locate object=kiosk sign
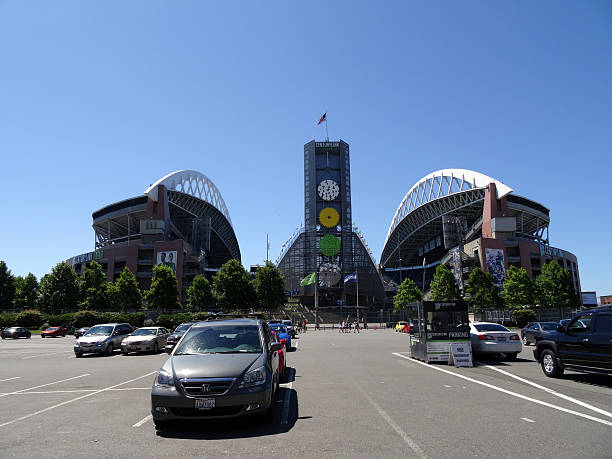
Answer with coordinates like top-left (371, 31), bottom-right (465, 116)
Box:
top-left (449, 342), bottom-right (473, 367)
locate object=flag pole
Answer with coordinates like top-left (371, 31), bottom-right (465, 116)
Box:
top-left (314, 271), bottom-right (319, 330)
top-left (325, 114), bottom-right (329, 141)
top-left (356, 271), bottom-right (359, 326)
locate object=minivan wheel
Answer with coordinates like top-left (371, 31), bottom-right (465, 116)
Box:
top-left (541, 350), bottom-right (564, 378)
top-left (106, 343), bottom-right (114, 356)
top-left (75, 352), bottom-right (83, 358)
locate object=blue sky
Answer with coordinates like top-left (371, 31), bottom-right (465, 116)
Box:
top-left (1, 1), bottom-right (610, 296)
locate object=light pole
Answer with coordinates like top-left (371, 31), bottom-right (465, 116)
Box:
top-left (422, 257), bottom-right (427, 297)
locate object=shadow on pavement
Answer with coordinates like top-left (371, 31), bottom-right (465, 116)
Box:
top-left (155, 388), bottom-right (299, 439)
top-left (560, 372), bottom-right (612, 389)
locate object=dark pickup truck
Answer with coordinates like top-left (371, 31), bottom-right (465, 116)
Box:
top-left (533, 307), bottom-right (612, 378)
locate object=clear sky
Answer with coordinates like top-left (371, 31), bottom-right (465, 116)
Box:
top-left (1, 1), bottom-right (610, 296)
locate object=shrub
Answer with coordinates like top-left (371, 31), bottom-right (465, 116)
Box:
top-left (43, 313), bottom-right (75, 326)
top-left (125, 312), bottom-right (145, 328)
top-left (98, 312), bottom-right (123, 324)
top-left (0, 313), bottom-right (17, 328)
top-left (191, 312), bottom-right (210, 322)
top-left (41, 322), bottom-right (50, 330)
top-left (73, 310), bottom-right (99, 328)
top-left (16, 310), bottom-right (43, 329)
top-left (143, 318), bottom-right (154, 327)
top-left (511, 308), bottom-right (537, 328)
top-left (156, 313), bottom-right (193, 329)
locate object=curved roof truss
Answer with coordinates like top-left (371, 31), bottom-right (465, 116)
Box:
top-left (385, 169), bottom-right (512, 244)
top-left (145, 170), bottom-right (232, 227)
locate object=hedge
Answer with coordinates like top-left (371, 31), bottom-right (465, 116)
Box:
top-left (16, 310), bottom-right (44, 328)
top-left (0, 313), bottom-right (18, 328)
top-left (156, 313), bottom-right (194, 330)
top-left (511, 308), bottom-right (537, 328)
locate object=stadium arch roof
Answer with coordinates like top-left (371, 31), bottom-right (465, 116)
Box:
top-left (144, 170), bottom-right (233, 227)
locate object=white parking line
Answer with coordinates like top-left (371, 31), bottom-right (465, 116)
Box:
top-left (133, 414), bottom-right (152, 427)
top-left (22, 351), bottom-right (73, 360)
top-left (521, 417), bottom-right (536, 423)
top-left (0, 371), bottom-right (156, 428)
top-left (0, 377), bottom-right (21, 382)
top-left (355, 382), bottom-right (428, 459)
top-left (484, 364), bottom-right (612, 419)
top-left (0, 387), bottom-right (150, 395)
top-left (0, 374), bottom-right (90, 398)
top-left (280, 368), bottom-right (295, 425)
top-left (393, 353), bottom-right (612, 428)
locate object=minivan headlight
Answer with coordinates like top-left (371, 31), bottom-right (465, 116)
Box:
top-left (239, 366), bottom-right (266, 388)
top-left (154, 369), bottom-right (175, 387)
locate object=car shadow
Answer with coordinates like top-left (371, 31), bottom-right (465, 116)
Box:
top-left (474, 354), bottom-right (534, 365)
top-left (155, 388), bottom-right (299, 439)
top-left (560, 373), bottom-right (612, 389)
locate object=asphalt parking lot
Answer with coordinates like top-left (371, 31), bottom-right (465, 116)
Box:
top-left (0, 330), bottom-right (611, 458)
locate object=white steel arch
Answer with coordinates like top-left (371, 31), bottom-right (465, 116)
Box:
top-left (385, 169), bottom-right (512, 244)
top-left (144, 170), bottom-right (233, 226)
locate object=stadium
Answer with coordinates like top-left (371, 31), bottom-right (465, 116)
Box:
top-left (68, 170), bottom-right (240, 303)
top-left (380, 169), bottom-right (581, 298)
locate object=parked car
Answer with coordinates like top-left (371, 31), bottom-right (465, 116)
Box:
top-left (268, 323), bottom-right (291, 350)
top-left (73, 323), bottom-right (133, 357)
top-left (1, 327), bottom-right (31, 339)
top-left (469, 322), bottom-right (522, 360)
top-left (271, 331), bottom-right (287, 378)
top-left (282, 320), bottom-right (296, 338)
top-left (165, 322), bottom-right (195, 350)
top-left (74, 327), bottom-right (90, 338)
top-left (121, 327), bottom-right (170, 355)
top-left (534, 307), bottom-right (612, 378)
top-left (151, 318), bottom-right (281, 429)
top-left (395, 321), bottom-right (408, 333)
top-left (520, 322), bottom-right (559, 345)
top-left (41, 326), bottom-right (66, 338)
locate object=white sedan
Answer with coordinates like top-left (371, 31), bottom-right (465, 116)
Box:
top-left (469, 322), bottom-right (522, 360)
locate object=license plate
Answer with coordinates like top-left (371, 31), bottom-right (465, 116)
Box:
top-left (195, 398), bottom-right (215, 410)
top-left (497, 337), bottom-right (506, 341)
top-left (129, 346), bottom-right (137, 350)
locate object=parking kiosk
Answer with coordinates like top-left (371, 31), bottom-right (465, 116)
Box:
top-left (409, 300), bottom-right (470, 363)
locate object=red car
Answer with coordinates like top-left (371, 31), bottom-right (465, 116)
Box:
top-left (271, 331), bottom-right (287, 379)
top-left (41, 326), bottom-right (66, 338)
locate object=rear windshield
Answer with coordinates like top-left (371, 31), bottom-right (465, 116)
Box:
top-left (174, 325), bottom-right (262, 355)
top-left (175, 324), bottom-right (192, 332)
top-left (269, 325), bottom-right (288, 333)
top-left (540, 323), bottom-right (558, 331)
top-left (132, 329), bottom-right (156, 336)
top-left (474, 324), bottom-right (509, 332)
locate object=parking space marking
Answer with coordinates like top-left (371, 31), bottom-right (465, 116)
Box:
top-left (133, 414), bottom-right (152, 427)
top-left (355, 382), bottom-right (428, 459)
top-left (0, 374), bottom-right (90, 398)
top-left (0, 371), bottom-right (156, 429)
top-left (483, 364), bottom-right (612, 419)
top-left (521, 417), bottom-right (536, 423)
top-left (393, 353), bottom-right (612, 428)
top-left (22, 351), bottom-right (73, 360)
top-left (280, 367), bottom-right (295, 425)
top-left (0, 377), bottom-right (21, 382)
top-left (0, 387), bottom-right (151, 395)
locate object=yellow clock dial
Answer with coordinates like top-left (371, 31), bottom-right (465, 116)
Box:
top-left (319, 207), bottom-right (340, 228)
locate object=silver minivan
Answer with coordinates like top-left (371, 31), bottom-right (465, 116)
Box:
top-left (74, 323), bottom-right (133, 357)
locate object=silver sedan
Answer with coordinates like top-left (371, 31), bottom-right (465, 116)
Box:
top-left (121, 327), bottom-right (170, 355)
top-left (469, 322), bottom-right (522, 360)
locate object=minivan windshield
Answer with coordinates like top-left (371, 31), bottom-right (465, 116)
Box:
top-left (269, 325), bottom-right (288, 334)
top-left (175, 324), bottom-right (192, 333)
top-left (174, 325), bottom-right (262, 355)
top-left (85, 325), bottom-right (113, 336)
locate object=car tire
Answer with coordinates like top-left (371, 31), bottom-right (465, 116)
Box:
top-left (106, 343), bottom-right (114, 356)
top-left (122, 351), bottom-right (128, 356)
top-left (75, 352), bottom-right (83, 358)
top-left (153, 420), bottom-right (170, 431)
top-left (41, 335), bottom-right (45, 338)
top-left (522, 335), bottom-right (529, 345)
top-left (541, 349), bottom-right (564, 378)
top-left (506, 353), bottom-right (518, 361)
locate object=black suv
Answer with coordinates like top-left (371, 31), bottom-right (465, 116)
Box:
top-left (533, 307), bottom-right (612, 378)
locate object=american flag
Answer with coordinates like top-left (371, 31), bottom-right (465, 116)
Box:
top-left (317, 112), bottom-right (327, 125)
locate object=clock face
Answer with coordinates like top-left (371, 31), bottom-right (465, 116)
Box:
top-left (318, 180), bottom-right (340, 201)
top-left (319, 207), bottom-right (340, 228)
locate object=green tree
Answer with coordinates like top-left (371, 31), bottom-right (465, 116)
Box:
top-left (0, 261), bottom-right (16, 311)
top-left (108, 267), bottom-right (142, 312)
top-left (186, 275), bottom-right (213, 311)
top-left (146, 265), bottom-right (179, 313)
top-left (429, 264), bottom-right (461, 301)
top-left (501, 266), bottom-right (534, 308)
top-left (79, 261), bottom-right (109, 310)
top-left (14, 273), bottom-right (39, 310)
top-left (213, 259), bottom-right (257, 312)
top-left (39, 263), bottom-right (81, 312)
top-left (393, 278), bottom-right (422, 313)
top-left (465, 267), bottom-right (497, 312)
top-left (535, 260), bottom-right (577, 309)
top-left (253, 262), bottom-right (285, 317)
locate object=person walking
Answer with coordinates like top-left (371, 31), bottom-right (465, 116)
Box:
top-left (354, 319), bottom-right (359, 333)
